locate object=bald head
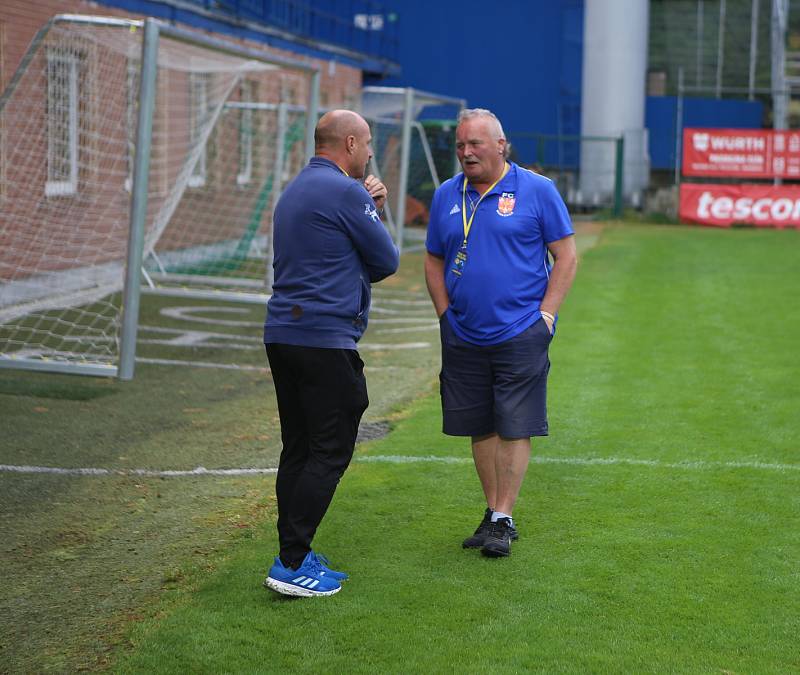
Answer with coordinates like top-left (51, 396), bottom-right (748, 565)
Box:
top-left (315, 110), bottom-right (367, 149)
top-left (314, 109), bottom-right (373, 178)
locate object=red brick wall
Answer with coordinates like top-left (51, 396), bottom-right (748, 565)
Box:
top-left (0, 3), bottom-right (363, 279)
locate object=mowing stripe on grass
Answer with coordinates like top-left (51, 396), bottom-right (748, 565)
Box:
top-left (3, 454), bottom-right (800, 477)
top-left (361, 454), bottom-right (800, 472)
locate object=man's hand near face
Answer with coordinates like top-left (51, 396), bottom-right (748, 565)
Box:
top-left (364, 175), bottom-right (387, 212)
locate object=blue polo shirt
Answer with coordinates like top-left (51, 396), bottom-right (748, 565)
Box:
top-left (426, 162), bottom-right (573, 345)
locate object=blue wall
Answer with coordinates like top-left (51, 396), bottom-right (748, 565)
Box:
top-left (370, 0), bottom-right (584, 165)
top-left (96, 0), bottom-right (400, 74)
top-left (103, 0), bottom-right (768, 173)
top-left (372, 1), bottom-right (768, 174)
top-left (646, 96), bottom-right (764, 170)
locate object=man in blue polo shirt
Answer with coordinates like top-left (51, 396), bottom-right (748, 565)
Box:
top-left (263, 110), bottom-right (399, 596)
top-left (425, 108), bottom-right (577, 557)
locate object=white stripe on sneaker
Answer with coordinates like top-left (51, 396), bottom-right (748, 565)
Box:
top-left (307, 579), bottom-right (319, 589)
top-left (265, 576), bottom-right (341, 597)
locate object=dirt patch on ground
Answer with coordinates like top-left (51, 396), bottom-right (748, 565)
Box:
top-left (356, 420), bottom-right (391, 443)
top-left (572, 219), bottom-right (605, 235)
top-left (572, 219), bottom-right (606, 255)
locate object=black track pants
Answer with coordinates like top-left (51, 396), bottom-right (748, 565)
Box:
top-left (265, 343), bottom-right (369, 568)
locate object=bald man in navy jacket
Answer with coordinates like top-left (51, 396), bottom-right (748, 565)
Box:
top-left (263, 110), bottom-right (399, 597)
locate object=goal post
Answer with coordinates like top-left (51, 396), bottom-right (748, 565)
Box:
top-left (0, 14), bottom-right (319, 379)
top-left (119, 17), bottom-right (158, 381)
top-left (363, 86), bottom-right (465, 253)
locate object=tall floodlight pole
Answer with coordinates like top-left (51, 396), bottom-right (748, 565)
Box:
top-left (772, 0), bottom-right (789, 187)
top-left (119, 18), bottom-right (159, 381)
top-left (772, 0), bottom-right (789, 132)
top-left (716, 0), bottom-right (727, 98)
top-left (675, 67), bottom-right (685, 186)
top-left (697, 0), bottom-right (705, 87)
top-left (750, 0), bottom-right (760, 100)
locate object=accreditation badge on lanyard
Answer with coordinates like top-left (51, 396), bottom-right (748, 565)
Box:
top-left (451, 164), bottom-right (509, 277)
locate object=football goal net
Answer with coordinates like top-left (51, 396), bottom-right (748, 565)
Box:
top-left (363, 87), bottom-right (464, 252)
top-left (0, 15), bottom-right (318, 379)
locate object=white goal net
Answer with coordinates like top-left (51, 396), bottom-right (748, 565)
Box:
top-left (363, 87), bottom-right (463, 251)
top-left (0, 16), bottom-right (315, 377)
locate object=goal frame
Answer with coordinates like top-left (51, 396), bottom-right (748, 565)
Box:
top-left (0, 14), bottom-right (320, 380)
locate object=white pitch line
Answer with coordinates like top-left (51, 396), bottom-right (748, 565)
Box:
top-left (371, 289), bottom-right (430, 300)
top-left (368, 317), bottom-right (436, 323)
top-left (2, 455), bottom-right (799, 478)
top-left (372, 323), bottom-right (438, 335)
top-left (159, 305), bottom-right (259, 327)
top-left (371, 298), bottom-right (433, 306)
top-left (358, 342), bottom-right (430, 350)
top-left (136, 357), bottom-right (269, 371)
top-left (136, 357), bottom-right (406, 372)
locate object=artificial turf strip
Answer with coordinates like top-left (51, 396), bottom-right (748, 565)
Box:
top-left (114, 225), bottom-right (800, 673)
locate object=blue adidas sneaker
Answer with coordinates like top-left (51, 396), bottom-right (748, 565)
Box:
top-left (264, 552), bottom-right (341, 597)
top-left (313, 552), bottom-right (349, 581)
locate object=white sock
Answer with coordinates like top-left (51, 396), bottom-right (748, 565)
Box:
top-left (491, 511), bottom-right (513, 526)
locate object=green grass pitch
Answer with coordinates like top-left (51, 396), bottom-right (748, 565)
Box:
top-left (1, 222), bottom-right (798, 672)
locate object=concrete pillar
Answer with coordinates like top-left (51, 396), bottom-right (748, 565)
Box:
top-left (580, 0), bottom-right (649, 206)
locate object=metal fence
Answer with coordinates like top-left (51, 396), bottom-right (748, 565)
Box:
top-left (508, 133), bottom-right (626, 215)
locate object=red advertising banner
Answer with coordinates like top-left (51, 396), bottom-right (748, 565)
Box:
top-left (680, 183), bottom-right (800, 228)
top-left (682, 128), bottom-right (800, 178)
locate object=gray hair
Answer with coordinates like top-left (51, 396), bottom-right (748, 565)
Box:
top-left (457, 108), bottom-right (506, 141)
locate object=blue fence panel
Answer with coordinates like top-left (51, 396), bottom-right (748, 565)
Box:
top-left (646, 96), bottom-right (764, 170)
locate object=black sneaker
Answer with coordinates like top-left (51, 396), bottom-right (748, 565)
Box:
top-left (462, 509), bottom-right (519, 549)
top-left (462, 508), bottom-right (493, 548)
top-left (481, 517), bottom-right (514, 557)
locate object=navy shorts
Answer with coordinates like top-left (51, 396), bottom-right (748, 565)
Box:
top-left (439, 314), bottom-right (552, 438)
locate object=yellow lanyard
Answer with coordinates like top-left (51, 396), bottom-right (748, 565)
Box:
top-left (461, 162), bottom-right (509, 245)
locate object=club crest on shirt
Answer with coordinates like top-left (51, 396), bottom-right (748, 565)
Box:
top-left (497, 192), bottom-right (516, 217)
top-left (364, 203), bottom-right (380, 222)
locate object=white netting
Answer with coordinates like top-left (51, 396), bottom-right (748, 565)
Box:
top-left (142, 45), bottom-right (309, 296)
top-left (368, 116), bottom-right (403, 228)
top-left (0, 18), bottom-right (311, 372)
top-left (369, 116), bottom-right (456, 245)
top-left (363, 89), bottom-right (459, 248)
